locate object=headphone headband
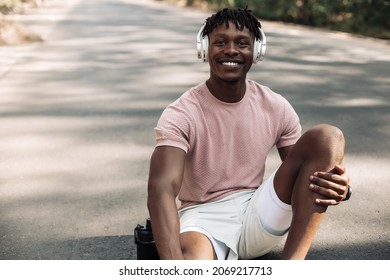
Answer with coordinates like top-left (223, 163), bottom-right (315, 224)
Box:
top-left (196, 23), bottom-right (266, 64)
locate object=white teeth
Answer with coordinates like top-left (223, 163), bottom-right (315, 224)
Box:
top-left (222, 62), bottom-right (238, 66)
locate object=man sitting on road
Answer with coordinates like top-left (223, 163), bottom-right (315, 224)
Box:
top-left (147, 7), bottom-right (351, 260)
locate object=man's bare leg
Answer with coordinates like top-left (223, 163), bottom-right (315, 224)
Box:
top-left (274, 124), bottom-right (345, 259)
top-left (180, 231), bottom-right (216, 260)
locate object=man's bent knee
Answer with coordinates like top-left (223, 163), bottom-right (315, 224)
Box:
top-left (303, 124), bottom-right (345, 162)
top-left (274, 124), bottom-right (345, 203)
top-left (306, 124), bottom-right (344, 144)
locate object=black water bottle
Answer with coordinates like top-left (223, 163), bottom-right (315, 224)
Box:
top-left (134, 218), bottom-right (160, 260)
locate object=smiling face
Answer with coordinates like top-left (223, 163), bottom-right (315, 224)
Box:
top-left (207, 21), bottom-right (254, 84)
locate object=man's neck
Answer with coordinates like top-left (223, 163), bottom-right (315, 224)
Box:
top-left (206, 78), bottom-right (247, 103)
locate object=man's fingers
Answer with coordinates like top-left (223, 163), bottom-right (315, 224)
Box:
top-left (334, 164), bottom-right (346, 175)
top-left (315, 198), bottom-right (340, 206)
top-left (309, 183), bottom-right (344, 200)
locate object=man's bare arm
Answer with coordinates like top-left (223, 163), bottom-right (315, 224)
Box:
top-left (147, 146), bottom-right (186, 259)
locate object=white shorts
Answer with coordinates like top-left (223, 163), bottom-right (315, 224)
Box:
top-left (179, 170), bottom-right (293, 260)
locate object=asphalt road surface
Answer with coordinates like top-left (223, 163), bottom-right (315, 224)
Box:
top-left (0, 0), bottom-right (389, 260)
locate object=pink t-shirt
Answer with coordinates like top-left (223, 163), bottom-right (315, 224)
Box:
top-left (155, 80), bottom-right (301, 209)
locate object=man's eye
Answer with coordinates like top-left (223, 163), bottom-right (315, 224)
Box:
top-left (214, 41), bottom-right (225, 46)
top-left (238, 41), bottom-right (250, 47)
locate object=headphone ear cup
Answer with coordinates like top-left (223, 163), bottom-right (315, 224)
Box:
top-left (202, 35), bottom-right (209, 62)
top-left (253, 27), bottom-right (267, 64)
top-left (197, 23), bottom-right (208, 62)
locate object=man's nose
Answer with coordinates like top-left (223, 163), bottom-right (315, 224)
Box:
top-left (224, 42), bottom-right (239, 55)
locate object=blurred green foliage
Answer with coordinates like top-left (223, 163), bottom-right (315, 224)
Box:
top-left (0, 0), bottom-right (34, 13)
top-left (179, 0), bottom-right (390, 39)
top-left (0, 0), bottom-right (14, 12)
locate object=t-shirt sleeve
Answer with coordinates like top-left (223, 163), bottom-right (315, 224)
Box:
top-left (276, 99), bottom-right (301, 148)
top-left (154, 103), bottom-right (191, 153)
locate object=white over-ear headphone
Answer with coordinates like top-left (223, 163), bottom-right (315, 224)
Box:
top-left (196, 23), bottom-right (267, 64)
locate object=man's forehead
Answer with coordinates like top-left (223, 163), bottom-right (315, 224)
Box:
top-left (209, 22), bottom-right (252, 37)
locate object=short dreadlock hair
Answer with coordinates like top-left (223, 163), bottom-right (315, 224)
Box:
top-left (202, 7), bottom-right (262, 41)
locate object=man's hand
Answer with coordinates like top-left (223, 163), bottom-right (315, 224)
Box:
top-left (309, 164), bottom-right (350, 206)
